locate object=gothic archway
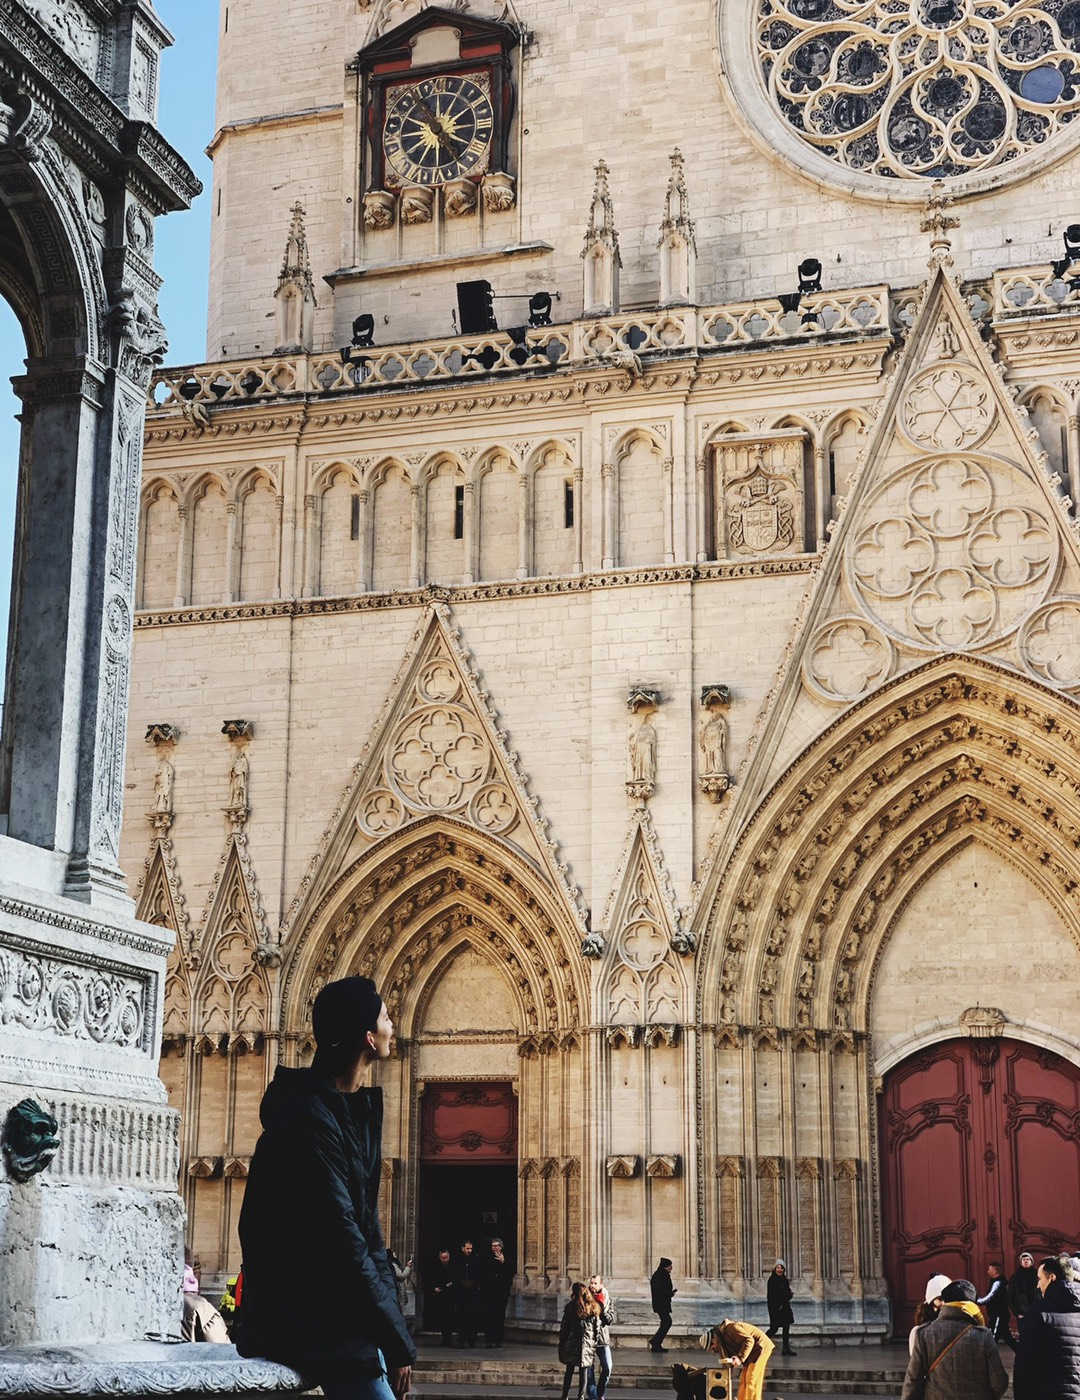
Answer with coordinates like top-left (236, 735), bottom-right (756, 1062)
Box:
top-left (281, 816), bottom-right (588, 1298)
top-left (694, 655), bottom-right (1080, 1319)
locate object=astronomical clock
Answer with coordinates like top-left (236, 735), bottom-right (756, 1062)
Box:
top-left (359, 8), bottom-right (518, 230)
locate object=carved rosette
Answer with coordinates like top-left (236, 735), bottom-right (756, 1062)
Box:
top-left (1019, 598), bottom-right (1080, 691)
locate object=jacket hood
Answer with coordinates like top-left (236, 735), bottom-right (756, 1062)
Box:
top-left (259, 1065), bottom-right (344, 1130)
top-left (1044, 1279), bottom-right (1080, 1313)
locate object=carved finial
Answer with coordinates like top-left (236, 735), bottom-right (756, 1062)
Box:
top-left (274, 201), bottom-right (317, 353)
top-left (582, 159), bottom-right (621, 317)
top-left (658, 148), bottom-right (696, 307)
top-left (921, 180), bottom-right (959, 271)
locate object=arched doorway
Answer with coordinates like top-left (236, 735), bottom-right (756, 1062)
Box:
top-left (881, 1036), bottom-right (1080, 1332)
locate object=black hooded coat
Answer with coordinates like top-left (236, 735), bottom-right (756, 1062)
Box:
top-left (1013, 1278), bottom-right (1080, 1400)
top-left (236, 1067), bottom-right (416, 1381)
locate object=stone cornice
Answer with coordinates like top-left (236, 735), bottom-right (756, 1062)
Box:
top-left (133, 557), bottom-right (818, 628)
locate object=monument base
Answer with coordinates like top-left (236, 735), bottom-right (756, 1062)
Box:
top-left (0, 1343), bottom-right (310, 1398)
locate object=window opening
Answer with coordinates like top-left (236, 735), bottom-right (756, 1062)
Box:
top-left (563, 479), bottom-right (574, 529)
top-left (454, 484), bottom-right (465, 539)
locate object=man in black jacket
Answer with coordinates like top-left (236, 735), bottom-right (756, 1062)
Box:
top-left (237, 977), bottom-right (415, 1400)
top-left (1013, 1255), bottom-right (1080, 1399)
top-left (649, 1258), bottom-right (676, 1354)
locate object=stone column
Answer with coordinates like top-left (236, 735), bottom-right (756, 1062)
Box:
top-left (409, 484), bottom-right (423, 588)
top-left (662, 457), bottom-right (675, 564)
top-left (224, 499), bottom-right (239, 603)
top-left (573, 466), bottom-right (584, 574)
top-left (517, 470), bottom-right (530, 580)
top-left (814, 443), bottom-right (829, 549)
top-left (173, 503), bottom-right (190, 607)
top-left (303, 493), bottom-right (319, 596)
top-left (355, 487), bottom-right (372, 592)
top-left (462, 481), bottom-right (477, 584)
top-left (601, 462), bottom-right (616, 570)
top-left (695, 453), bottom-right (709, 562)
top-left (1068, 413), bottom-right (1079, 503)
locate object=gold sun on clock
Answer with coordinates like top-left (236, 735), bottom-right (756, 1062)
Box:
top-left (382, 74), bottom-right (495, 187)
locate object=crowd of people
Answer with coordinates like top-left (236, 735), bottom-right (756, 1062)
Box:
top-left (903, 1251), bottom-right (1080, 1398)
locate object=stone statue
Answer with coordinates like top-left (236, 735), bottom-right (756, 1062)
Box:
top-left (229, 747), bottom-right (250, 809)
top-left (628, 712), bottom-right (657, 785)
top-left (699, 709), bottom-right (729, 777)
top-left (154, 755), bottom-right (174, 814)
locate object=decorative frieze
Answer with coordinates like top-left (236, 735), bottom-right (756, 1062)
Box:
top-left (0, 944), bottom-right (147, 1050)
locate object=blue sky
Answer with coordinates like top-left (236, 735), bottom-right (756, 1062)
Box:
top-left (0, 1), bottom-right (217, 663)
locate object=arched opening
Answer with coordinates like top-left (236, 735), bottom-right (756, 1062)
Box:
top-left (880, 1035), bottom-right (1080, 1334)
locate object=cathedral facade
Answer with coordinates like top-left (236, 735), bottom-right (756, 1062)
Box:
top-left (128, 0), bottom-right (1080, 1339)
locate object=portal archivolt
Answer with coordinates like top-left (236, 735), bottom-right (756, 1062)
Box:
top-left (700, 656), bottom-right (1080, 1036)
top-left (281, 816), bottom-right (585, 1048)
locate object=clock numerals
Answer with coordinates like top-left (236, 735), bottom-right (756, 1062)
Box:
top-left (382, 73), bottom-right (495, 188)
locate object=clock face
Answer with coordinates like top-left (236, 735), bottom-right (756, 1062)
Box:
top-left (383, 74), bottom-right (495, 187)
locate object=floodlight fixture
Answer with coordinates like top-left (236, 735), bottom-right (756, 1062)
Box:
top-left (528, 292), bottom-right (554, 327)
top-left (1052, 224), bottom-right (1080, 281)
top-left (797, 258), bottom-right (823, 294)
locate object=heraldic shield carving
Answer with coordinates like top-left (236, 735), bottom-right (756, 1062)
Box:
top-left (718, 433), bottom-right (804, 557)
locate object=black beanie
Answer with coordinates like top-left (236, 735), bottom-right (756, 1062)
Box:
top-left (941, 1280), bottom-right (977, 1303)
top-left (312, 976), bottom-right (383, 1053)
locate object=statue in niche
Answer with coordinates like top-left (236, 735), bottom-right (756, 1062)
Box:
top-left (154, 755), bottom-right (174, 814)
top-left (626, 711), bottom-right (657, 799)
top-left (699, 710), bottom-right (728, 777)
top-left (229, 747), bottom-right (250, 809)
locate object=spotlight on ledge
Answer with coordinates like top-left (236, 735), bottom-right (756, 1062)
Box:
top-left (528, 292), bottom-right (554, 327)
top-left (778, 256), bottom-right (824, 326)
top-left (340, 312), bottom-right (376, 365)
top-left (1051, 224), bottom-right (1080, 285)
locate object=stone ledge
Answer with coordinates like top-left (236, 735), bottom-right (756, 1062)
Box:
top-left (0, 1343), bottom-right (312, 1397)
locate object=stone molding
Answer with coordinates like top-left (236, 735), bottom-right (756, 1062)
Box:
top-left (135, 557), bottom-right (818, 629)
top-left (0, 1343), bottom-right (307, 1396)
top-left (0, 942), bottom-right (147, 1050)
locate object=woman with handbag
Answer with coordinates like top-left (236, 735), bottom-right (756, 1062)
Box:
top-left (900, 1280), bottom-right (1008, 1400)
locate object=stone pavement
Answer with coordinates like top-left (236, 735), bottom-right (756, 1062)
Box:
top-left (408, 1339), bottom-right (977, 1399)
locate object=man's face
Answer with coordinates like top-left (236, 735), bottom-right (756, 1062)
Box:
top-left (988, 1266), bottom-right (1000, 1279)
top-left (366, 1003), bottom-right (393, 1059)
top-left (439, 1251), bottom-right (450, 1264)
top-left (463, 1242), bottom-right (473, 1255)
top-left (1021, 1254), bottom-right (1033, 1269)
top-left (1038, 1265), bottom-right (1053, 1295)
top-left (589, 1276), bottom-right (602, 1292)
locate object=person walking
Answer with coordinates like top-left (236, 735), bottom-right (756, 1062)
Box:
top-left (765, 1260), bottom-right (797, 1356)
top-left (453, 1240), bottom-right (482, 1348)
top-left (977, 1264), bottom-right (1014, 1348)
top-left (1008, 1252), bottom-right (1039, 1333)
top-left (425, 1249), bottom-right (455, 1346)
top-left (558, 1281), bottom-right (606, 1400)
top-left (900, 1280), bottom-right (1008, 1400)
top-left (649, 1258), bottom-right (675, 1353)
top-left (1012, 1254), bottom-right (1080, 1399)
top-left (588, 1275), bottom-right (617, 1400)
top-left (236, 976), bottom-right (414, 1400)
top-left (482, 1238), bottom-right (512, 1347)
top-left (700, 1319), bottom-right (775, 1400)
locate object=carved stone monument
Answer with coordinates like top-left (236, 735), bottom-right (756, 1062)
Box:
top-left (0, 0), bottom-right (198, 1348)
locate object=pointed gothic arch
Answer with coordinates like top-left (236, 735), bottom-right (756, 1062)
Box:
top-left (699, 654), bottom-right (1080, 1036)
top-left (281, 814), bottom-right (586, 1041)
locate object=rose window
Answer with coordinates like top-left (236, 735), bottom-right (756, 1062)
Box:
top-left (757, 0), bottom-right (1080, 178)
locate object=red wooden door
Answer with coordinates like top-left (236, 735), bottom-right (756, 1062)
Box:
top-left (882, 1038), bottom-right (1080, 1333)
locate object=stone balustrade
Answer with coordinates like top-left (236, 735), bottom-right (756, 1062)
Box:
top-left (147, 283), bottom-right (896, 411)
top-left (993, 264), bottom-right (1080, 318)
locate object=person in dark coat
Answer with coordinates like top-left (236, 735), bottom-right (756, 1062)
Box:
top-left (482, 1237), bottom-right (512, 1347)
top-left (1007, 1252), bottom-right (1039, 1332)
top-left (1013, 1255), bottom-right (1080, 1400)
top-left (976, 1263), bottom-right (1013, 1348)
top-left (453, 1239), bottom-right (483, 1348)
top-left (765, 1260), bottom-right (797, 1356)
top-left (237, 976), bottom-right (415, 1400)
top-left (900, 1280), bottom-right (1008, 1400)
top-left (649, 1258), bottom-right (676, 1353)
top-left (426, 1248), bottom-right (455, 1346)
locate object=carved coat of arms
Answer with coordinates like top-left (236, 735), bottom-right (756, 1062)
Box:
top-left (728, 469), bottom-right (795, 554)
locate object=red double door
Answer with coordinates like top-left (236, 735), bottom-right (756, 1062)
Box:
top-left (882, 1037), bottom-right (1080, 1333)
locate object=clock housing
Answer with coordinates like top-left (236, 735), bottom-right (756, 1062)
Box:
top-left (359, 7), bottom-right (518, 194)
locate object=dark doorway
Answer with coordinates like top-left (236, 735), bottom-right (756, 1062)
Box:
top-left (881, 1037), bottom-right (1080, 1334)
top-left (418, 1161), bottom-right (518, 1273)
top-left (416, 1080), bottom-right (518, 1318)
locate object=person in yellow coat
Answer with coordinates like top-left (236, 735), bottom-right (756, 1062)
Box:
top-left (699, 1320), bottom-right (775, 1400)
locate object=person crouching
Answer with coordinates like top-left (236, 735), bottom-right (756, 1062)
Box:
top-left (699, 1320), bottom-right (775, 1400)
